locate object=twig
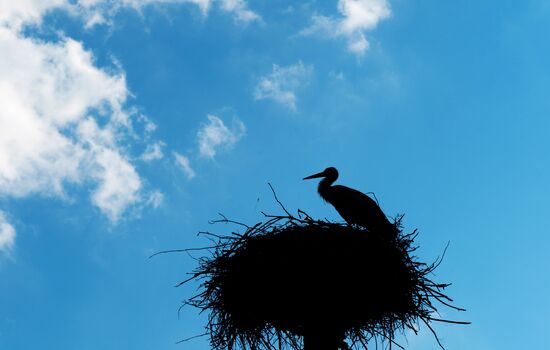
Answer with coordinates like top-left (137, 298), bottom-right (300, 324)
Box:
top-left (267, 183), bottom-right (292, 217)
top-left (366, 192), bottom-right (380, 206)
top-left (426, 317), bottom-right (471, 325)
top-left (149, 247), bottom-right (220, 259)
top-left (210, 213), bottom-right (251, 229)
top-left (421, 318), bottom-right (444, 349)
top-left (176, 332), bottom-right (208, 344)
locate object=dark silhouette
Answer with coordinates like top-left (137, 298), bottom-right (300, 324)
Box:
top-left (303, 167), bottom-right (394, 233)
top-left (175, 209), bottom-right (469, 350)
top-left (172, 185), bottom-right (469, 350)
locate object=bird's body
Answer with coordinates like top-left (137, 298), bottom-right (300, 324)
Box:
top-left (304, 167), bottom-right (394, 233)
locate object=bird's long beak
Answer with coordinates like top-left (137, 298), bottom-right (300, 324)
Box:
top-left (303, 171), bottom-right (326, 180)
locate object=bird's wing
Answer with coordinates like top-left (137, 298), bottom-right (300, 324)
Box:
top-left (327, 185), bottom-right (390, 224)
top-left (330, 185), bottom-right (380, 208)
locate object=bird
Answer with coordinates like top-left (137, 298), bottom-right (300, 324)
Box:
top-left (303, 167), bottom-right (394, 233)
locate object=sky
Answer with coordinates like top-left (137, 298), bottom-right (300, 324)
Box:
top-left (1, 0), bottom-right (550, 349)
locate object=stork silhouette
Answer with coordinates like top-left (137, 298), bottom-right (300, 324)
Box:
top-left (303, 167), bottom-right (394, 234)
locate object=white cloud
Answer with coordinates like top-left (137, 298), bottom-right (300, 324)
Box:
top-left (141, 141), bottom-right (165, 161)
top-left (301, 0), bottom-right (391, 56)
top-left (300, 14), bottom-right (337, 38)
top-left (81, 123), bottom-right (143, 221)
top-left (141, 115), bottom-right (157, 134)
top-left (254, 62), bottom-right (313, 111)
top-left (338, 0), bottom-right (390, 32)
top-left (109, 0), bottom-right (213, 18)
top-left (122, 0), bottom-right (260, 23)
top-left (146, 190), bottom-right (164, 208)
top-left (0, 211), bottom-right (16, 255)
top-left (197, 115), bottom-right (245, 158)
top-left (0, 27), bottom-right (141, 221)
top-left (91, 151), bottom-right (142, 222)
top-left (0, 0), bottom-right (65, 30)
top-left (0, 0), bottom-right (260, 226)
top-left (347, 31), bottom-right (369, 54)
top-left (219, 0), bottom-right (261, 23)
top-left (0, 0), bottom-right (258, 30)
top-left (0, 1), bottom-right (209, 29)
top-left (174, 152), bottom-right (196, 179)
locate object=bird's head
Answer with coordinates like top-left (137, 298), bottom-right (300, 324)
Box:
top-left (303, 167), bottom-right (339, 181)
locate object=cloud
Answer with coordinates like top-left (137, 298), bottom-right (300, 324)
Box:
top-left (254, 61), bottom-right (313, 111)
top-left (146, 190), bottom-right (164, 208)
top-left (329, 71), bottom-right (345, 80)
top-left (174, 152), bottom-right (196, 179)
top-left (0, 0), bottom-right (259, 29)
top-left (0, 27), bottom-right (141, 222)
top-left (84, 131), bottom-right (143, 222)
top-left (89, 0), bottom-right (214, 23)
top-left (0, 0), bottom-right (259, 226)
top-left (0, 211), bottom-right (16, 255)
top-left (141, 141), bottom-right (165, 162)
top-left (219, 0), bottom-right (261, 23)
top-left (0, 0), bottom-right (65, 30)
top-left (121, 0), bottom-right (261, 23)
top-left (197, 115), bottom-right (245, 158)
top-left (142, 116), bottom-right (157, 134)
top-left (301, 0), bottom-right (391, 56)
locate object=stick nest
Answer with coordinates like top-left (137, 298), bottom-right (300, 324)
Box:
top-left (174, 200), bottom-right (467, 350)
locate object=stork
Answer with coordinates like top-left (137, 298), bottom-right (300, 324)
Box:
top-left (303, 167), bottom-right (394, 234)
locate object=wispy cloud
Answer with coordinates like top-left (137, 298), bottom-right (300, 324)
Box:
top-left (219, 0), bottom-right (261, 23)
top-left (254, 61), bottom-right (313, 111)
top-left (197, 115), bottom-right (245, 158)
top-left (141, 141), bottom-right (165, 162)
top-left (329, 71), bottom-right (345, 80)
top-left (146, 190), bottom-right (164, 209)
top-left (174, 152), bottom-right (196, 180)
top-left (87, 143), bottom-right (143, 222)
top-left (0, 211), bottom-right (15, 256)
top-left (0, 0), bottom-right (259, 30)
top-left (100, 0), bottom-right (261, 25)
top-left (301, 0), bottom-right (391, 56)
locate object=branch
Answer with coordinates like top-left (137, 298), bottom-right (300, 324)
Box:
top-left (421, 318), bottom-right (445, 349)
top-left (267, 183), bottom-right (292, 217)
top-left (365, 191), bottom-right (380, 206)
top-left (149, 247), bottom-right (219, 259)
top-left (426, 317), bottom-right (471, 325)
top-left (176, 332), bottom-right (208, 344)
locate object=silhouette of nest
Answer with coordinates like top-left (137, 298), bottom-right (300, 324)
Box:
top-left (166, 191), bottom-right (468, 350)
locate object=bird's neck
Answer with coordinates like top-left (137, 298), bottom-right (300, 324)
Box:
top-left (318, 177), bottom-right (335, 198)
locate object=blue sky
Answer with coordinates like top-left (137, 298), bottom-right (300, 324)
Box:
top-left (1, 0), bottom-right (550, 349)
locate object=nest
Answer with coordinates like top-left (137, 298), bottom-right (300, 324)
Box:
top-left (171, 196), bottom-right (468, 350)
